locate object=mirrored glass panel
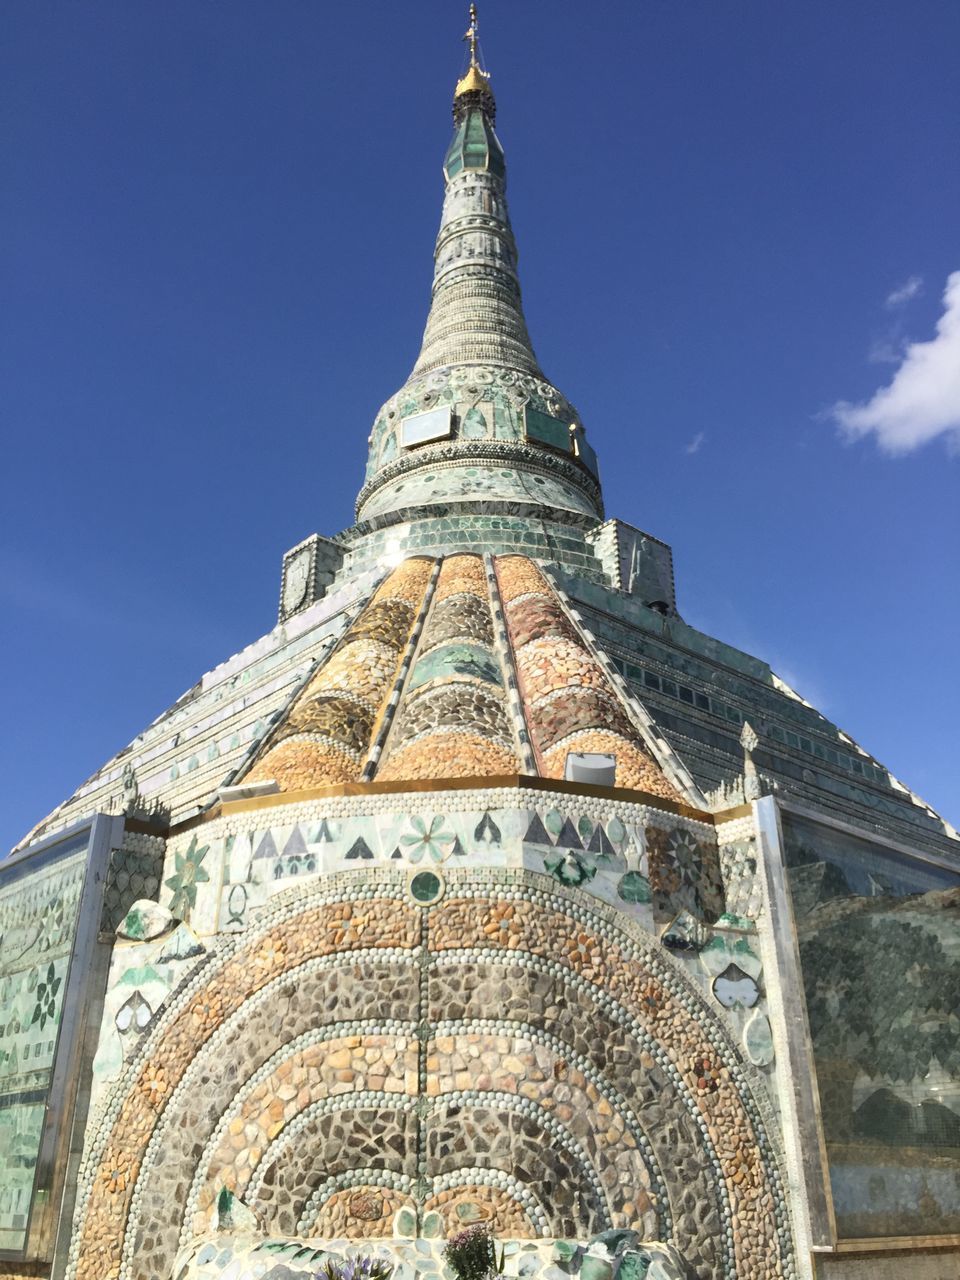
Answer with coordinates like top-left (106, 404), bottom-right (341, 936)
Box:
top-left (523, 405), bottom-right (571, 452)
top-left (781, 809), bottom-right (960, 1239)
top-left (0, 828), bottom-right (94, 1254)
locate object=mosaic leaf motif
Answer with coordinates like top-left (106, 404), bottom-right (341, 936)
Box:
top-left (345, 838), bottom-right (375, 861)
top-left (607, 817), bottom-right (626, 845)
top-left (544, 810), bottom-right (564, 837)
top-left (744, 1011), bottom-right (775, 1067)
top-left (402, 816), bottom-right (455, 864)
top-left (164, 835), bottom-right (210, 921)
top-left (544, 850), bottom-right (597, 887)
top-left (617, 872), bottom-right (652, 904)
top-left (406, 643), bottom-right (502, 690)
top-left (31, 962), bottom-right (61, 1031)
top-left (39, 896), bottom-right (66, 947)
top-left (474, 813), bottom-right (501, 845)
top-left (700, 933), bottom-right (762, 980)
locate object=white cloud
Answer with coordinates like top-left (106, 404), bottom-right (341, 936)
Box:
top-left (831, 270), bottom-right (960, 455)
top-left (885, 274), bottom-right (923, 308)
top-left (867, 336), bottom-right (905, 365)
top-left (684, 431), bottom-right (706, 455)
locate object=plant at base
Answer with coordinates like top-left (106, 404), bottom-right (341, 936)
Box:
top-left (315, 1256), bottom-right (393, 1280)
top-left (443, 1224), bottom-right (504, 1280)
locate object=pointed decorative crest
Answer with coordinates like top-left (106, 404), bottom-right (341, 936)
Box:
top-left (464, 3), bottom-right (480, 67)
top-left (455, 3), bottom-right (495, 121)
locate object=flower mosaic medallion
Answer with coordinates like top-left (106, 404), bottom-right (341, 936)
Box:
top-left (402, 816), bottom-right (456, 864)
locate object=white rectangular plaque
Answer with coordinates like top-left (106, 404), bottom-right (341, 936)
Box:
top-left (400, 405), bottom-right (452, 447)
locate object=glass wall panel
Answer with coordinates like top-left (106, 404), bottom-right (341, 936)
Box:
top-left (0, 816), bottom-right (119, 1261)
top-left (780, 809), bottom-right (960, 1238)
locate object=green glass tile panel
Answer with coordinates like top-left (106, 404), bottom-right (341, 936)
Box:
top-left (523, 404), bottom-right (572, 452)
top-left (443, 121), bottom-right (467, 179)
top-left (574, 432), bottom-right (600, 477)
top-left (407, 642), bottom-right (502, 690)
top-left (0, 829), bottom-right (91, 1253)
top-left (781, 809), bottom-right (960, 1239)
top-left (487, 127), bottom-right (505, 177)
top-left (463, 111), bottom-right (488, 168)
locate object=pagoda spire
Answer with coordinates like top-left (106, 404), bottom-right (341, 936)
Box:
top-left (356, 7), bottom-right (602, 534)
top-left (409, 6), bottom-right (541, 377)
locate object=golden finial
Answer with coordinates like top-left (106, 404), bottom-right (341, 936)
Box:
top-left (454, 2), bottom-right (495, 119)
top-left (464, 4), bottom-right (480, 68)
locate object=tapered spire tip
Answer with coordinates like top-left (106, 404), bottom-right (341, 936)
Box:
top-left (454, 3), bottom-right (495, 122)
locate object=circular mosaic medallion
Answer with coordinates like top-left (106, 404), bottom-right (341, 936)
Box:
top-left (409, 869), bottom-right (444, 904)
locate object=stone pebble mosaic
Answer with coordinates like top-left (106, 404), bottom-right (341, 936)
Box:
top-left (249, 558), bottom-right (435, 791)
top-left (378, 555), bottom-right (520, 782)
top-left (66, 844), bottom-right (793, 1280)
top-left (245, 555), bottom-right (686, 801)
top-left (494, 558), bottom-right (682, 801)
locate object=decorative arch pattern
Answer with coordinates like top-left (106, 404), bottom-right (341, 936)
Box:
top-left (68, 870), bottom-right (793, 1280)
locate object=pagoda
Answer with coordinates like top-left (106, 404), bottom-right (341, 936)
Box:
top-left (2, 11), bottom-right (958, 1280)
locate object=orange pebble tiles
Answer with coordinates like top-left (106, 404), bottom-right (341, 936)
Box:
top-left (245, 557), bottom-right (434, 790)
top-left (496, 555), bottom-right (681, 800)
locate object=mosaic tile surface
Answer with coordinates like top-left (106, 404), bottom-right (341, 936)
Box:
top-left (378, 556), bottom-right (519, 782)
top-left (69, 864), bottom-right (793, 1280)
top-left (0, 834), bottom-right (90, 1252)
top-left (248, 559), bottom-right (435, 790)
top-left (783, 811), bottom-right (960, 1239)
top-left (495, 557), bottom-right (681, 801)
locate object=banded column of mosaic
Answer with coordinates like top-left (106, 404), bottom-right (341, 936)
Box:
top-left (247, 557), bottom-right (435, 790)
top-left (376, 554), bottom-right (520, 780)
top-left (495, 556), bottom-right (681, 800)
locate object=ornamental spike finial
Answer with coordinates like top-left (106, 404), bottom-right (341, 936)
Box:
top-left (464, 4), bottom-right (479, 68)
top-left (454, 2), bottom-right (495, 122)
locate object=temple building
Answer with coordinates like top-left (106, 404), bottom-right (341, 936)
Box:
top-left (2, 11), bottom-right (958, 1280)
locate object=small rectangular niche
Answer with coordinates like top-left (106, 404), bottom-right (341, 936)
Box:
top-left (523, 405), bottom-right (573, 453)
top-left (400, 406), bottom-right (452, 447)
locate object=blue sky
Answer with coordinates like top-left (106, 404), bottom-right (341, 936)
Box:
top-left (2, 0), bottom-right (958, 849)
